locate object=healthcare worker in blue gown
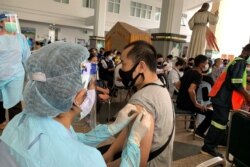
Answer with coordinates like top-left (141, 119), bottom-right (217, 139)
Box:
top-left (0, 42), bottom-right (151, 167)
top-left (0, 13), bottom-right (31, 129)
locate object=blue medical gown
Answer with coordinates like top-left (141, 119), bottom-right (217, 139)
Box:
top-left (0, 34), bottom-right (30, 109)
top-left (0, 112), bottom-right (140, 167)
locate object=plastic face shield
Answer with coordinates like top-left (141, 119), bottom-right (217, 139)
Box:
top-left (81, 62), bottom-right (98, 89)
top-left (0, 13), bottom-right (20, 34)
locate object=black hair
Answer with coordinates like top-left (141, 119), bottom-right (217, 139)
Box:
top-left (124, 40), bottom-right (157, 72)
top-left (157, 53), bottom-right (163, 59)
top-left (35, 41), bottom-right (41, 46)
top-left (104, 51), bottom-right (112, 57)
top-left (194, 54), bottom-right (208, 67)
top-left (88, 53), bottom-right (97, 61)
top-left (243, 44), bottom-right (250, 52)
top-left (167, 54), bottom-right (173, 59)
top-left (175, 58), bottom-right (186, 67)
top-left (223, 59), bottom-right (229, 65)
top-left (188, 58), bottom-right (195, 62)
top-left (116, 51), bottom-right (121, 55)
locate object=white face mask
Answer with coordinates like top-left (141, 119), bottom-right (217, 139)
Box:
top-left (203, 64), bottom-right (209, 71)
top-left (108, 56), bottom-right (113, 60)
top-left (79, 89), bottom-right (96, 120)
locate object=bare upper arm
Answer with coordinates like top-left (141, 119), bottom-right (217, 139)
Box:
top-left (133, 104), bottom-right (155, 167)
top-left (175, 81), bottom-right (181, 90)
top-left (188, 83), bottom-right (197, 94)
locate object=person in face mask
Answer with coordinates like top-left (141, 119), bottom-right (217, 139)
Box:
top-left (103, 41), bottom-right (175, 167)
top-left (184, 58), bottom-right (195, 72)
top-left (211, 58), bottom-right (223, 82)
top-left (177, 54), bottom-right (213, 138)
top-left (201, 43), bottom-right (250, 157)
top-left (167, 58), bottom-right (186, 99)
top-left (163, 54), bottom-right (174, 73)
top-left (0, 12), bottom-right (31, 130)
top-left (98, 51), bottom-right (115, 88)
top-left (0, 42), bottom-right (151, 167)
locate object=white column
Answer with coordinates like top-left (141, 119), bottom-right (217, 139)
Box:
top-left (159, 0), bottom-right (184, 34)
top-left (94, 0), bottom-right (107, 37)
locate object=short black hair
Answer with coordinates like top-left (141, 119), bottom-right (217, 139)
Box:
top-left (124, 40), bottom-right (157, 72)
top-left (243, 44), bottom-right (250, 52)
top-left (175, 58), bottom-right (186, 67)
top-left (88, 53), bottom-right (97, 61)
top-left (188, 58), bottom-right (195, 62)
top-left (104, 51), bottom-right (112, 57)
top-left (116, 51), bottom-right (121, 55)
top-left (167, 54), bottom-right (173, 59)
top-left (157, 53), bottom-right (163, 59)
top-left (194, 54), bottom-right (208, 67)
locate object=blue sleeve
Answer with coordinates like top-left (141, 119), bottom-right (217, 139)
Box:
top-left (76, 124), bottom-right (112, 147)
top-left (120, 141), bottom-right (141, 167)
top-left (17, 34), bottom-right (31, 69)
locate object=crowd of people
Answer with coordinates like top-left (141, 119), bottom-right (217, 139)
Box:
top-left (1, 3), bottom-right (250, 167)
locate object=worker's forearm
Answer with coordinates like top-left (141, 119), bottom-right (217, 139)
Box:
top-left (107, 128), bottom-right (128, 156)
top-left (188, 90), bottom-right (198, 106)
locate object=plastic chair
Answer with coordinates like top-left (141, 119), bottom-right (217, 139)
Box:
top-left (174, 104), bottom-right (197, 140)
top-left (197, 81), bottom-right (212, 106)
top-left (226, 110), bottom-right (250, 167)
top-left (196, 81), bottom-right (212, 127)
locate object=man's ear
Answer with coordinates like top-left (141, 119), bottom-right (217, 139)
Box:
top-left (139, 61), bottom-right (147, 73)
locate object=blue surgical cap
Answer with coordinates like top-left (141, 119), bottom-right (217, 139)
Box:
top-left (23, 42), bottom-right (89, 117)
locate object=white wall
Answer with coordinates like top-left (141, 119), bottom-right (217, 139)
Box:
top-left (20, 21), bottom-right (49, 41)
top-left (1, 0), bottom-right (212, 44)
top-left (106, 0), bottom-right (162, 31)
top-left (20, 20), bottom-right (93, 44)
top-left (58, 25), bottom-right (93, 43)
top-left (0, 0), bottom-right (94, 28)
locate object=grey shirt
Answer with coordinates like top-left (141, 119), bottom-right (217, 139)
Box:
top-left (129, 79), bottom-right (174, 167)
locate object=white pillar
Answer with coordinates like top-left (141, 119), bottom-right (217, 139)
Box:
top-left (93, 0), bottom-right (107, 37)
top-left (89, 0), bottom-right (107, 49)
top-left (152, 0), bottom-right (186, 57)
top-left (159, 0), bottom-right (184, 34)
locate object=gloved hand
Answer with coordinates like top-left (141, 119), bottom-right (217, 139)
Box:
top-left (128, 110), bottom-right (152, 146)
top-left (108, 103), bottom-right (138, 135)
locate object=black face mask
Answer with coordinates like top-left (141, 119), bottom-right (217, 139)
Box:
top-left (119, 63), bottom-right (142, 89)
top-left (179, 68), bottom-right (184, 72)
top-left (188, 62), bottom-right (194, 67)
top-left (157, 62), bottom-right (163, 68)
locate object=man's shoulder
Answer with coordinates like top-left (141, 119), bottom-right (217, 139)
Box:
top-left (183, 69), bottom-right (200, 78)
